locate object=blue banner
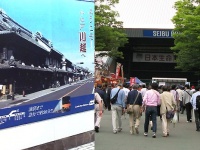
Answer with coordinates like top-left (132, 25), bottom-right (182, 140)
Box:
top-left (143, 30), bottom-right (179, 38)
top-left (0, 94), bottom-right (94, 130)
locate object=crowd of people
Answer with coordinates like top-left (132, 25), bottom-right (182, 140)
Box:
top-left (94, 82), bottom-right (200, 138)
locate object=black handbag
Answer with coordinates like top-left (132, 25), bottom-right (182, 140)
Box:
top-left (110, 89), bottom-right (120, 104)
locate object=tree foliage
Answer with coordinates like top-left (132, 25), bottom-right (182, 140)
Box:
top-left (171, 0), bottom-right (200, 74)
top-left (95, 0), bottom-right (128, 59)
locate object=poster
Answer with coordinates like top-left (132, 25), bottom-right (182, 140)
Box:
top-left (0, 0), bottom-right (94, 129)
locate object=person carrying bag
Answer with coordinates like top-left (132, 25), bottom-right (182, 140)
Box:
top-left (126, 84), bottom-right (143, 135)
top-left (127, 92), bottom-right (139, 114)
top-left (160, 86), bottom-right (176, 137)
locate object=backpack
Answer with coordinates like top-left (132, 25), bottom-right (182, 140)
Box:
top-left (196, 95), bottom-right (200, 109)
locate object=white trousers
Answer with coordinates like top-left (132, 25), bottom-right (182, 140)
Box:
top-left (111, 105), bottom-right (122, 132)
top-left (95, 104), bottom-right (102, 127)
top-left (162, 114), bottom-right (171, 135)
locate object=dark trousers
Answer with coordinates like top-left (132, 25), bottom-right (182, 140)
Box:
top-left (106, 98), bottom-right (111, 111)
top-left (180, 101), bottom-right (185, 113)
top-left (144, 106), bottom-right (157, 133)
top-left (194, 109), bottom-right (200, 130)
top-left (185, 103), bottom-right (192, 121)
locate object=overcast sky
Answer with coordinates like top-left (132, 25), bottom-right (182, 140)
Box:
top-left (114, 0), bottom-right (177, 29)
top-left (0, 0), bottom-right (94, 72)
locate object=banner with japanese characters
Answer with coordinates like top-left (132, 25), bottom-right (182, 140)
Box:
top-left (115, 62), bottom-right (121, 79)
top-left (133, 53), bottom-right (175, 63)
top-left (130, 77), bottom-right (135, 86)
top-left (0, 94), bottom-right (94, 130)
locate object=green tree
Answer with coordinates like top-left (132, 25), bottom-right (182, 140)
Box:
top-left (95, 0), bottom-right (128, 59)
top-left (171, 0), bottom-right (200, 74)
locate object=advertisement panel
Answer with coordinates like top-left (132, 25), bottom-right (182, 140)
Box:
top-left (0, 0), bottom-right (94, 129)
top-left (0, 94), bottom-right (94, 130)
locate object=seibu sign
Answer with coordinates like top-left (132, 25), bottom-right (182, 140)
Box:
top-left (143, 30), bottom-right (179, 38)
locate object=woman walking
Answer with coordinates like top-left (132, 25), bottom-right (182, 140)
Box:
top-left (160, 86), bottom-right (176, 137)
top-left (143, 83), bottom-right (160, 138)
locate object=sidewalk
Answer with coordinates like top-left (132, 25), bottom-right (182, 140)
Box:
top-left (0, 80), bottom-right (83, 109)
top-left (95, 110), bottom-right (200, 150)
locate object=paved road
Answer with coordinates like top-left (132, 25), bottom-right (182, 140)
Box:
top-left (0, 78), bottom-right (94, 109)
top-left (95, 110), bottom-right (200, 150)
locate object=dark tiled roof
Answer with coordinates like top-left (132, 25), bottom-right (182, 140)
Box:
top-left (0, 61), bottom-right (52, 72)
top-left (48, 66), bottom-right (68, 73)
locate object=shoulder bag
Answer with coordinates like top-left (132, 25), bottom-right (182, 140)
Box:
top-left (127, 92), bottom-right (139, 114)
top-left (110, 89), bottom-right (120, 104)
top-left (166, 108), bottom-right (175, 119)
top-left (165, 100), bottom-right (175, 119)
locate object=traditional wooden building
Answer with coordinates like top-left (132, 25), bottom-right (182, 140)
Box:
top-left (0, 9), bottom-right (88, 98)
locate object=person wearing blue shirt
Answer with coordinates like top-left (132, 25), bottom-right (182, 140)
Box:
top-left (190, 86), bottom-right (200, 131)
top-left (110, 84), bottom-right (126, 134)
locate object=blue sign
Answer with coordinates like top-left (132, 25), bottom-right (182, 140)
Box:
top-left (0, 94), bottom-right (94, 130)
top-left (143, 30), bottom-right (179, 38)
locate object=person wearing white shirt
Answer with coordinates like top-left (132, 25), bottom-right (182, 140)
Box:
top-left (183, 84), bottom-right (193, 122)
top-left (190, 86), bottom-right (200, 131)
top-left (122, 83), bottom-right (130, 105)
top-left (141, 84), bottom-right (148, 98)
top-left (176, 85), bottom-right (184, 112)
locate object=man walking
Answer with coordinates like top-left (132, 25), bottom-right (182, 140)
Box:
top-left (183, 84), bottom-right (193, 122)
top-left (95, 84), bottom-right (107, 109)
top-left (143, 82), bottom-right (160, 138)
top-left (170, 85), bottom-right (179, 110)
top-left (176, 85), bottom-right (184, 112)
top-left (190, 86), bottom-right (200, 131)
top-left (127, 84), bottom-right (143, 134)
top-left (110, 84), bottom-right (126, 134)
top-left (106, 84), bottom-right (112, 111)
top-left (141, 84), bottom-right (148, 98)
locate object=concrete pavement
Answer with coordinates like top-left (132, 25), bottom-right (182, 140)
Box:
top-left (95, 110), bottom-right (200, 150)
top-left (69, 142), bottom-right (94, 150)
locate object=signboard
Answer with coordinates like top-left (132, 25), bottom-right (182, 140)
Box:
top-left (115, 63), bottom-right (121, 79)
top-left (0, 94), bottom-right (94, 130)
top-left (0, 0), bottom-right (94, 129)
top-left (159, 82), bottom-right (165, 86)
top-left (143, 30), bottom-right (179, 38)
top-left (130, 77), bottom-right (135, 86)
top-left (133, 53), bottom-right (175, 63)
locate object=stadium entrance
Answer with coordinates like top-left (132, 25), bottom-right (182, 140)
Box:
top-left (117, 28), bottom-right (199, 85)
